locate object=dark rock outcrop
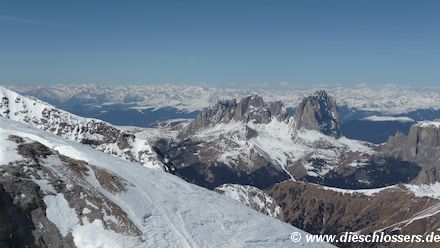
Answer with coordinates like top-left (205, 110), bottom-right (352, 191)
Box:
top-left (302, 156), bottom-right (421, 189)
top-left (0, 142), bottom-right (75, 248)
top-left (0, 136), bottom-right (143, 247)
top-left (381, 122), bottom-right (440, 184)
top-left (292, 90), bottom-right (341, 138)
top-left (156, 137), bottom-right (290, 189)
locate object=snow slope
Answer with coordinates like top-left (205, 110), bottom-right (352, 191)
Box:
top-left (215, 184), bottom-right (282, 219)
top-left (0, 117), bottom-right (332, 247)
top-left (190, 119), bottom-right (373, 179)
top-left (405, 182), bottom-right (440, 199)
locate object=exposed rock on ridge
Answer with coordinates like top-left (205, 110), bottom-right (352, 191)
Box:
top-left (179, 94), bottom-right (286, 138)
top-left (0, 86), bottom-right (163, 170)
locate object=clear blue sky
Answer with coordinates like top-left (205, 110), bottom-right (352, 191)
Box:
top-left (1, 0), bottom-right (439, 86)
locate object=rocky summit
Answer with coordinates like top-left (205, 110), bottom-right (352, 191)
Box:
top-left (292, 90), bottom-right (341, 138)
top-left (178, 94), bottom-right (286, 138)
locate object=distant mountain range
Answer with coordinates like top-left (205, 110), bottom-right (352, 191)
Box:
top-left (8, 85), bottom-right (440, 146)
top-left (8, 84), bottom-right (440, 114)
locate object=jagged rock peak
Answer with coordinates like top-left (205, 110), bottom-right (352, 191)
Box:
top-left (291, 90), bottom-right (341, 138)
top-left (179, 94), bottom-right (286, 137)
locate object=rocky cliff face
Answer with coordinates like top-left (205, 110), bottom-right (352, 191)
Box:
top-left (292, 90), bottom-right (341, 138)
top-left (381, 121), bottom-right (440, 184)
top-left (179, 94), bottom-right (286, 138)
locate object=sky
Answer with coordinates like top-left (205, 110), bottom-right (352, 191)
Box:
top-left (0, 0), bottom-right (439, 87)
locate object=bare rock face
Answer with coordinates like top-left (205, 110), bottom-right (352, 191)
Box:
top-left (381, 122), bottom-right (440, 184)
top-left (0, 174), bottom-right (76, 248)
top-left (179, 94), bottom-right (286, 138)
top-left (269, 100), bottom-right (287, 122)
top-left (292, 90), bottom-right (341, 138)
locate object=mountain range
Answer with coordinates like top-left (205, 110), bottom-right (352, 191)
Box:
top-left (8, 84), bottom-right (440, 114)
top-left (2, 85), bottom-right (440, 247)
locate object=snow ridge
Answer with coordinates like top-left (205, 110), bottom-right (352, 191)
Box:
top-left (0, 86), bottom-right (162, 170)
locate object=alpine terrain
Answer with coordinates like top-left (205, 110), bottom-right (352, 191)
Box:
top-left (2, 86), bottom-right (440, 248)
top-left (0, 116), bottom-right (333, 247)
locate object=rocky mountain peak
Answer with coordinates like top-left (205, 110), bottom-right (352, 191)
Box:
top-left (179, 94), bottom-right (286, 137)
top-left (313, 89), bottom-right (330, 99)
top-left (291, 90), bottom-right (341, 138)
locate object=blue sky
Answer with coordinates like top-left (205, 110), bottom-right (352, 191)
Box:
top-left (0, 0), bottom-right (439, 87)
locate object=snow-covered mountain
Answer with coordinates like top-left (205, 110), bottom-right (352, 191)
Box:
top-left (0, 117), bottom-right (331, 247)
top-left (2, 85), bottom-right (421, 190)
top-left (155, 91), bottom-right (419, 190)
top-left (8, 84), bottom-right (440, 114)
top-left (178, 94), bottom-right (286, 138)
top-left (0, 86), bottom-right (164, 170)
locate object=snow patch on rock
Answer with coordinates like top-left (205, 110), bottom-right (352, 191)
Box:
top-left (44, 193), bottom-right (80, 237)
